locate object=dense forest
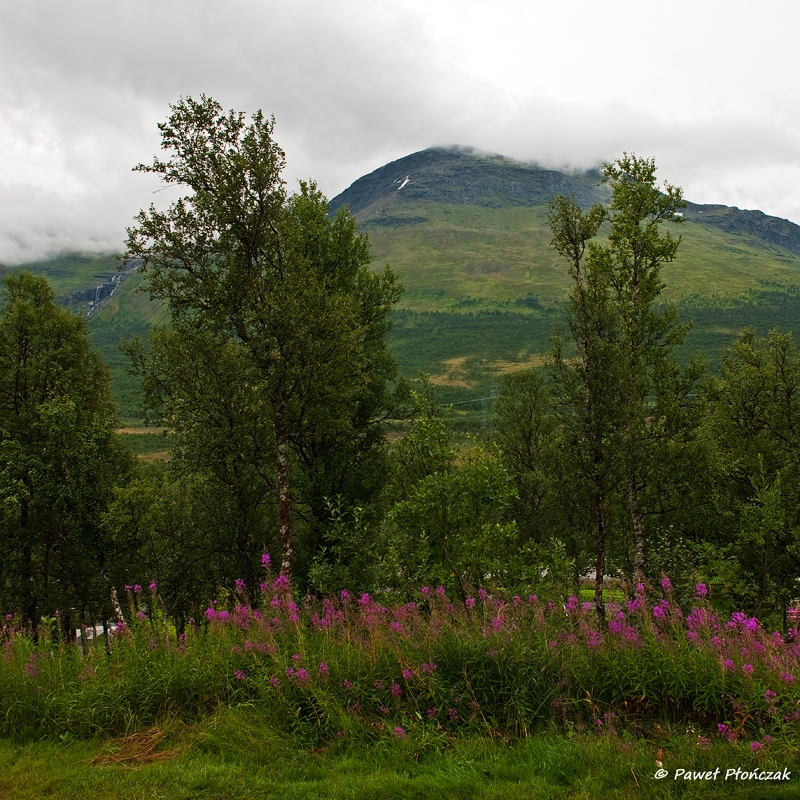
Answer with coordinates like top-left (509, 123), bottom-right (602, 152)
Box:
top-left (1, 96), bottom-right (799, 637)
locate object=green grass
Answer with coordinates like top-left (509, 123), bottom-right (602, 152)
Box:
top-left (1, 714), bottom-right (796, 799)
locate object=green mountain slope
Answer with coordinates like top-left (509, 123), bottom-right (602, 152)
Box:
top-left (5, 145), bottom-right (800, 421)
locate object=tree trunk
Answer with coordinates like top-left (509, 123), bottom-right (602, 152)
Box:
top-left (275, 406), bottom-right (292, 578)
top-left (594, 475), bottom-right (607, 622)
top-left (628, 472), bottom-right (646, 586)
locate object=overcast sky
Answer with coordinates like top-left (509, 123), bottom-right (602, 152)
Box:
top-left (1, 0), bottom-right (799, 264)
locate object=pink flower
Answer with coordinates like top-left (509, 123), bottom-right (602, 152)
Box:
top-left (234, 669), bottom-right (246, 680)
top-left (393, 726), bottom-right (406, 739)
top-left (695, 583), bottom-right (708, 597)
top-left (261, 553), bottom-right (272, 567)
top-left (661, 577), bottom-right (672, 591)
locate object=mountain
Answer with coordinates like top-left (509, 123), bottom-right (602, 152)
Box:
top-left (6, 146), bottom-right (800, 418)
top-left (327, 147), bottom-right (800, 322)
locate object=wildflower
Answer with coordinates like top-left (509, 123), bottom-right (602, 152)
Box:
top-left (751, 741), bottom-right (761, 752)
top-left (393, 726), bottom-right (406, 739)
top-left (295, 668), bottom-right (310, 684)
top-left (529, 594), bottom-right (537, 603)
top-left (435, 585), bottom-right (446, 597)
top-left (742, 664), bottom-right (754, 674)
top-left (319, 663), bottom-right (329, 678)
top-left (447, 708), bottom-right (459, 721)
top-left (465, 597), bottom-right (476, 609)
top-left (133, 584), bottom-right (142, 594)
top-left (340, 589), bottom-right (350, 601)
top-left (261, 553), bottom-right (272, 567)
top-left (487, 649), bottom-right (498, 658)
top-left (426, 708), bottom-right (437, 719)
top-left (421, 586), bottom-right (430, 596)
top-left (235, 578), bottom-right (247, 592)
top-left (260, 582), bottom-right (268, 593)
top-left (373, 680), bottom-right (385, 691)
top-left (136, 611), bottom-right (146, 620)
top-left (513, 595), bottom-right (521, 605)
top-left (765, 689), bottom-right (777, 700)
top-left (581, 601), bottom-right (592, 612)
top-left (723, 659), bottom-right (735, 671)
top-left (273, 574), bottom-right (290, 591)
top-left (234, 669), bottom-right (246, 680)
top-left (149, 581), bottom-right (157, 592)
top-left (781, 672), bottom-right (795, 683)
top-left (695, 583), bottom-right (708, 598)
top-left (231, 645), bottom-right (241, 654)
top-left (698, 736), bottom-right (712, 749)
top-left (421, 663), bottom-right (438, 674)
top-left (179, 632), bottom-right (187, 642)
top-left (653, 606), bottom-right (666, 620)
top-left (391, 683), bottom-right (402, 698)
top-left (205, 608), bottom-right (216, 620)
top-left (635, 583), bottom-right (645, 594)
top-left (343, 679), bottom-right (353, 690)
top-left (478, 589), bottom-right (488, 601)
top-left (380, 706), bottom-right (390, 715)
top-left (402, 669), bottom-right (413, 680)
top-left (661, 577), bottom-right (672, 591)
top-left (269, 677), bottom-right (281, 688)
top-left (565, 596), bottom-right (578, 612)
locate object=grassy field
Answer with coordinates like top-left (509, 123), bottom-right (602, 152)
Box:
top-left (2, 716), bottom-right (796, 799)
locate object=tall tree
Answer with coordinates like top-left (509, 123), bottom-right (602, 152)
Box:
top-left (548, 155), bottom-right (694, 613)
top-left (594, 155), bottom-right (689, 586)
top-left (125, 96), bottom-right (401, 580)
top-left (0, 271), bottom-right (131, 627)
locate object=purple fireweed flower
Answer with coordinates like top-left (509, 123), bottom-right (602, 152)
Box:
top-left (295, 668), bottom-right (310, 684)
top-left (269, 677), bottom-right (281, 688)
top-left (447, 708), bottom-right (459, 721)
top-left (149, 581), bottom-right (157, 591)
top-left (179, 633), bottom-right (187, 642)
top-left (421, 663), bottom-right (438, 674)
top-left (358, 592), bottom-right (372, 605)
top-left (751, 741), bottom-right (762, 752)
top-left (742, 664), bottom-right (754, 674)
top-left (513, 595), bottom-right (521, 605)
top-left (343, 679), bottom-right (353, 690)
top-left (529, 594), bottom-right (537, 603)
top-left (234, 669), bottom-right (246, 681)
top-left (125, 585), bottom-right (132, 591)
top-left (636, 583), bottom-right (645, 594)
top-left (137, 611), bottom-right (146, 620)
top-left (340, 589), bottom-right (350, 601)
top-left (24, 662), bottom-right (38, 678)
top-left (402, 669), bottom-right (413, 680)
top-left (765, 690), bottom-right (777, 700)
top-left (565, 596), bottom-right (578, 612)
top-left (260, 582), bottom-right (268, 594)
top-left (134, 584), bottom-right (142, 594)
top-left (373, 680), bottom-right (385, 690)
top-left (435, 585), bottom-right (446, 597)
top-left (273, 574), bottom-right (290, 591)
top-left (391, 683), bottom-right (402, 698)
top-left (723, 659), bottom-right (735, 671)
top-left (205, 608), bottom-right (216, 620)
top-left (653, 606), bottom-right (666, 620)
top-left (291, 653), bottom-right (302, 661)
top-left (380, 706), bottom-right (390, 715)
top-left (319, 663), bottom-right (329, 677)
top-left (235, 579), bottom-right (247, 592)
top-left (478, 589), bottom-right (488, 601)
top-left (217, 610), bottom-right (229, 623)
top-left (581, 602), bottom-right (592, 612)
top-left (627, 598), bottom-right (641, 613)
top-left (698, 736), bottom-right (711, 749)
top-left (261, 553), bottom-right (271, 567)
top-left (5, 614), bottom-right (12, 621)
top-left (426, 708), bottom-right (437, 719)
top-left (231, 645), bottom-right (241, 654)
top-left (393, 726), bottom-right (406, 739)
top-left (695, 583), bottom-right (708, 597)
top-left (421, 586), bottom-right (430, 596)
top-left (491, 616), bottom-right (503, 631)
top-left (661, 577), bottom-right (672, 591)
top-left (781, 672), bottom-right (795, 683)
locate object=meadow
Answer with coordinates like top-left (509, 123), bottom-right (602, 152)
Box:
top-left (2, 570), bottom-right (799, 798)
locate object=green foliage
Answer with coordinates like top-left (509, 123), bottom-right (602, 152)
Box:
top-left (125, 96), bottom-right (402, 581)
top-left (0, 271), bottom-right (132, 625)
top-left (385, 386), bottom-right (519, 596)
